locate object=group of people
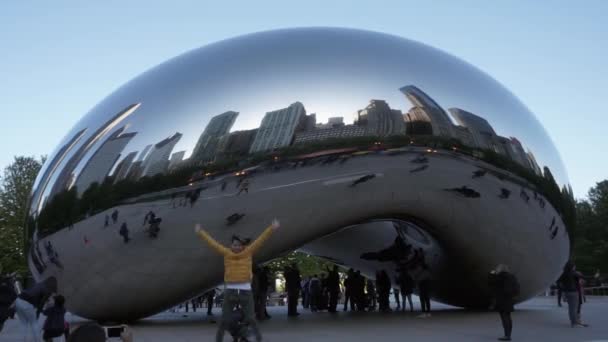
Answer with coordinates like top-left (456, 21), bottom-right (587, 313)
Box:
top-left (0, 274), bottom-right (69, 342)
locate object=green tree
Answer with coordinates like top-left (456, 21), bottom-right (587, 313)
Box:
top-left (573, 180), bottom-right (608, 275)
top-left (0, 156), bottom-right (44, 276)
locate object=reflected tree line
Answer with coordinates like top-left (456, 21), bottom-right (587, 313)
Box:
top-left (33, 132), bottom-right (575, 240)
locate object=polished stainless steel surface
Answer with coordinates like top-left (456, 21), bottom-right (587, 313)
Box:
top-left (27, 27), bottom-right (574, 321)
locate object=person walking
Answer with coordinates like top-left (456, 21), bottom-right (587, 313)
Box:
top-left (195, 219), bottom-right (280, 342)
top-left (284, 264), bottom-right (301, 317)
top-left (417, 264), bottom-right (432, 318)
top-left (204, 290), bottom-right (215, 316)
top-left (15, 277), bottom-right (57, 342)
top-left (366, 278), bottom-right (377, 311)
top-left (308, 275), bottom-right (321, 312)
top-left (558, 261), bottom-right (588, 328)
top-left (343, 269), bottom-right (354, 311)
top-left (397, 268), bottom-right (415, 312)
top-left (42, 295), bottom-right (67, 342)
top-left (489, 264), bottom-right (520, 341)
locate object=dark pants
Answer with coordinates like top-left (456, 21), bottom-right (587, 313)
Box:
top-left (420, 289), bottom-right (431, 312)
top-left (206, 294), bottom-right (214, 315)
top-left (217, 289), bottom-right (261, 342)
top-left (499, 311), bottom-right (512, 338)
top-left (393, 290), bottom-right (401, 309)
top-left (343, 291), bottom-right (353, 311)
top-left (287, 289), bottom-right (299, 315)
top-left (328, 289), bottom-right (339, 312)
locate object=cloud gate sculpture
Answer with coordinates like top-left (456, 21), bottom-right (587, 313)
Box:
top-left (26, 28), bottom-right (574, 321)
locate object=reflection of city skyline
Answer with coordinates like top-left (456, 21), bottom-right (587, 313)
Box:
top-left (40, 85), bottom-right (546, 201)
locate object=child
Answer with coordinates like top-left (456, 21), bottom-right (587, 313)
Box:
top-left (43, 295), bottom-right (67, 342)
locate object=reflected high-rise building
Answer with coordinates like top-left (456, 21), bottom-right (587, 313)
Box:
top-left (49, 103), bottom-right (140, 197)
top-left (526, 150), bottom-right (542, 176)
top-left (216, 129), bottom-right (258, 159)
top-left (448, 108), bottom-right (498, 149)
top-left (191, 111), bottom-right (239, 163)
top-left (508, 137), bottom-right (532, 169)
top-left (141, 133), bottom-right (183, 177)
top-left (124, 144), bottom-right (152, 180)
top-left (249, 102), bottom-right (307, 153)
top-left (168, 151), bottom-right (186, 171)
top-left (31, 128), bottom-right (87, 211)
top-left (73, 128), bottom-right (137, 195)
top-left (401, 86), bottom-right (454, 137)
top-left (356, 100), bottom-right (405, 136)
top-left (112, 151), bottom-right (138, 183)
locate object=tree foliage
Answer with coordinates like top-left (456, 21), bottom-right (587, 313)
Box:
top-left (0, 156), bottom-right (44, 276)
top-left (572, 180), bottom-right (608, 275)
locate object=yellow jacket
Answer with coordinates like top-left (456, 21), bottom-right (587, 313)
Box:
top-left (197, 226), bottom-right (274, 284)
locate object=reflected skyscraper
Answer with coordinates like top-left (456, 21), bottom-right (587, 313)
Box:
top-left (216, 129), bottom-right (258, 160)
top-left (191, 111), bottom-right (239, 163)
top-left (168, 151), bottom-right (186, 171)
top-left (113, 151), bottom-right (138, 183)
top-left (356, 100), bottom-right (405, 136)
top-left (141, 133), bottom-right (183, 177)
top-left (249, 102), bottom-right (307, 153)
top-left (448, 108), bottom-right (498, 150)
top-left (73, 127), bottom-right (137, 194)
top-left (49, 103), bottom-right (140, 197)
top-left (401, 86), bottom-right (454, 137)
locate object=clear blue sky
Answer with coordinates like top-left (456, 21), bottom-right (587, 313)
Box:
top-left (1, 1), bottom-right (606, 199)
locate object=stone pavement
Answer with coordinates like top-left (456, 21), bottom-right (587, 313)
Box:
top-left (1, 296), bottom-right (607, 341)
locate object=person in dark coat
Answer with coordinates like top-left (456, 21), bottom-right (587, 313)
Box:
top-left (489, 264), bottom-right (520, 341)
top-left (417, 264), bottom-right (432, 318)
top-left (15, 277), bottom-right (57, 342)
top-left (284, 264), bottom-right (301, 317)
top-left (354, 271), bottom-right (366, 311)
top-left (42, 294), bottom-right (67, 341)
top-left (308, 275), bottom-right (322, 312)
top-left (0, 274), bottom-right (17, 333)
top-left (376, 270), bottom-right (391, 312)
top-left (343, 269), bottom-right (355, 311)
top-left (397, 267), bottom-right (415, 312)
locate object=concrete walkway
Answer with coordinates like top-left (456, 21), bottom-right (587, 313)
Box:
top-left (1, 297), bottom-right (607, 341)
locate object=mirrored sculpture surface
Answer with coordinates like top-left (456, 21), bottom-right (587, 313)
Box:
top-left (27, 28), bottom-right (574, 321)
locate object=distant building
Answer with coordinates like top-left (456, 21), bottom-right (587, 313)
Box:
top-left (401, 86), bottom-right (454, 137)
top-left (168, 151), bottom-right (186, 171)
top-left (303, 113), bottom-right (317, 131)
top-left (113, 151), bottom-right (138, 182)
top-left (526, 150), bottom-right (542, 176)
top-left (508, 137), bottom-right (532, 169)
top-left (249, 102), bottom-right (307, 153)
top-left (316, 117), bottom-right (345, 129)
top-left (141, 133), bottom-right (183, 177)
top-left (216, 129), bottom-right (258, 159)
top-left (191, 111), bottom-right (239, 163)
top-left (404, 109), bottom-right (433, 135)
top-left (50, 103), bottom-right (140, 197)
top-left (448, 108), bottom-right (497, 149)
top-left (30, 128), bottom-right (87, 211)
top-left (294, 125), bottom-right (373, 144)
top-left (452, 126), bottom-right (476, 147)
top-left (356, 100), bottom-right (405, 136)
top-left (73, 128), bottom-right (136, 195)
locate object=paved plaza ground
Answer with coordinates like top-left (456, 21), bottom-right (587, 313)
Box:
top-left (2, 296), bottom-right (608, 341)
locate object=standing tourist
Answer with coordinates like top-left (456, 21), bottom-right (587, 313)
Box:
top-left (558, 261), bottom-right (588, 328)
top-left (15, 277), bottom-right (57, 342)
top-left (417, 264), bottom-right (432, 318)
top-left (195, 219), bottom-right (280, 342)
top-left (489, 264), bottom-right (520, 341)
top-left (284, 264), bottom-right (301, 317)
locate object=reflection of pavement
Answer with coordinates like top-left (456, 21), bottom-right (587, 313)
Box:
top-left (2, 297), bottom-right (607, 341)
top-left (36, 150), bottom-right (568, 319)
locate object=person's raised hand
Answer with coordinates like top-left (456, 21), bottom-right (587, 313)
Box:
top-left (195, 223), bottom-right (203, 234)
top-left (271, 219), bottom-right (280, 231)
